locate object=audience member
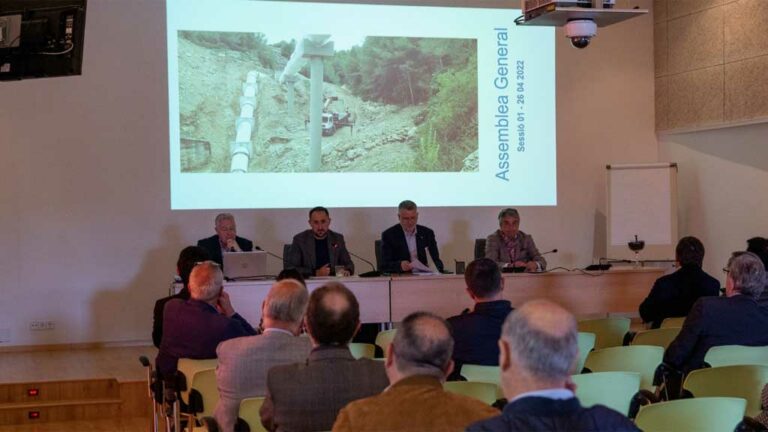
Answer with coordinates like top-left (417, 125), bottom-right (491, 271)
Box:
top-left (260, 282), bottom-right (388, 431)
top-left (286, 206), bottom-right (354, 277)
top-left (665, 252), bottom-right (768, 373)
top-left (197, 213), bottom-right (253, 268)
top-left (152, 245), bottom-right (210, 347)
top-left (333, 311), bottom-right (498, 431)
top-left (276, 268), bottom-right (306, 287)
top-left (380, 200), bottom-right (445, 273)
top-left (467, 300), bottom-right (639, 432)
top-left (447, 258), bottom-right (513, 378)
top-left (639, 236), bottom-right (720, 328)
top-left (214, 279), bottom-right (311, 432)
top-left (155, 261), bottom-right (257, 376)
top-left (747, 236), bottom-right (768, 306)
top-left (485, 208), bottom-right (546, 272)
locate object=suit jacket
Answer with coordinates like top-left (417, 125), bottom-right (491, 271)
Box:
top-left (485, 230), bottom-right (546, 270)
top-left (197, 234), bottom-right (254, 268)
top-left (639, 264), bottom-right (720, 328)
top-left (214, 330), bottom-right (312, 432)
top-left (380, 224), bottom-right (444, 273)
top-left (332, 375), bottom-right (498, 432)
top-left (466, 396), bottom-right (639, 432)
top-left (152, 287), bottom-right (190, 348)
top-left (155, 298), bottom-right (257, 376)
top-left (447, 300), bottom-right (513, 377)
top-left (260, 345), bottom-right (389, 432)
top-left (664, 294), bottom-right (768, 373)
top-left (285, 230), bottom-right (354, 277)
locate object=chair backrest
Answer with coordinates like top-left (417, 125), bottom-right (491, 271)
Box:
top-left (474, 238), bottom-right (486, 260)
top-left (576, 332), bottom-right (596, 373)
top-left (635, 397), bottom-right (746, 432)
top-left (631, 327), bottom-right (681, 350)
top-left (375, 329), bottom-right (397, 355)
top-left (460, 364), bottom-right (500, 386)
top-left (660, 316), bottom-right (686, 328)
top-left (176, 358), bottom-right (218, 407)
top-left (190, 368), bottom-right (219, 418)
top-left (683, 365), bottom-right (768, 417)
top-left (282, 244), bottom-right (291, 269)
top-left (583, 345), bottom-right (664, 390)
top-left (704, 345), bottom-right (768, 368)
top-left (577, 317), bottom-right (630, 350)
top-left (572, 371), bottom-right (641, 416)
top-left (349, 342), bottom-right (376, 360)
top-left (239, 397), bottom-right (267, 432)
top-left (443, 381), bottom-right (499, 405)
top-left (374, 240), bottom-right (383, 270)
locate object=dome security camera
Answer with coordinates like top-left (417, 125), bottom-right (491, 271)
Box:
top-left (565, 19), bottom-right (597, 49)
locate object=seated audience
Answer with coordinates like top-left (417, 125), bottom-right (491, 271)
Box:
top-left (380, 200), bottom-right (445, 273)
top-left (276, 268), bottom-right (306, 287)
top-left (485, 208), bottom-right (546, 272)
top-left (467, 300), bottom-right (639, 432)
top-left (152, 245), bottom-right (210, 347)
top-left (639, 236), bottom-right (720, 328)
top-left (664, 252), bottom-right (768, 373)
top-left (197, 213), bottom-right (253, 268)
top-left (260, 282), bottom-right (388, 431)
top-left (155, 261), bottom-right (257, 377)
top-left (447, 258), bottom-right (513, 378)
top-left (214, 279), bottom-right (311, 432)
top-left (333, 311), bottom-right (498, 431)
top-left (286, 206), bottom-right (354, 277)
top-left (747, 236), bottom-right (768, 306)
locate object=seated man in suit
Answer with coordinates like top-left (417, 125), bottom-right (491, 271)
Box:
top-left (260, 282), bottom-right (388, 432)
top-left (485, 208), bottom-right (546, 272)
top-left (286, 206), bottom-right (354, 277)
top-left (214, 279), bottom-right (312, 432)
top-left (448, 258), bottom-right (513, 378)
top-left (152, 245), bottom-right (210, 348)
top-left (380, 200), bottom-right (444, 273)
top-left (155, 261), bottom-right (257, 377)
top-left (197, 213), bottom-right (253, 268)
top-left (664, 252), bottom-right (768, 373)
top-left (746, 236), bottom-right (768, 306)
top-left (333, 311), bottom-right (498, 431)
top-left (467, 300), bottom-right (639, 432)
top-left (639, 236), bottom-right (720, 328)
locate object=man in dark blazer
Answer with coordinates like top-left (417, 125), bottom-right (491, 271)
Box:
top-left (639, 236), bottom-right (720, 328)
top-left (380, 200), bottom-right (444, 273)
top-left (197, 213), bottom-right (253, 268)
top-left (664, 252), bottom-right (768, 373)
top-left (285, 206), bottom-right (354, 277)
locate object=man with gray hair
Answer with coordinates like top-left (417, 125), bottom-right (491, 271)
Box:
top-left (467, 300), bottom-right (638, 431)
top-left (197, 213), bottom-right (254, 268)
top-left (485, 208), bottom-right (546, 272)
top-left (380, 200), bottom-right (445, 273)
top-left (333, 312), bottom-right (498, 431)
top-left (665, 251), bottom-right (768, 373)
top-left (214, 279), bottom-right (311, 432)
top-left (155, 261), bottom-right (257, 377)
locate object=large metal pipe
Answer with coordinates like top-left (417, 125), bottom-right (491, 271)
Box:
top-left (230, 71), bottom-right (258, 173)
top-left (308, 57), bottom-right (323, 171)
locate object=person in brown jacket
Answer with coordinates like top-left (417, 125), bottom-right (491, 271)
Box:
top-left (332, 311), bottom-right (498, 432)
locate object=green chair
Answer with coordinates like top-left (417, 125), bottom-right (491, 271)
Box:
top-left (704, 345), bottom-right (768, 368)
top-left (460, 364), bottom-right (500, 386)
top-left (631, 327), bottom-right (681, 350)
top-left (177, 358), bottom-right (218, 413)
top-left (572, 371), bottom-right (641, 416)
top-left (443, 381), bottom-right (499, 405)
top-left (583, 345), bottom-right (663, 390)
top-left (348, 342), bottom-right (376, 359)
top-left (577, 317), bottom-right (630, 350)
top-left (635, 397), bottom-right (746, 432)
top-left (238, 397), bottom-right (267, 432)
top-left (576, 332), bottom-right (596, 373)
top-left (660, 316), bottom-right (686, 328)
top-left (375, 329), bottom-right (397, 356)
top-left (683, 365), bottom-right (768, 417)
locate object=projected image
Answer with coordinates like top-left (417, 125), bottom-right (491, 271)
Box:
top-left (177, 31), bottom-right (478, 173)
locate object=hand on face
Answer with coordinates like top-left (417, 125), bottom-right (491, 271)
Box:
top-left (216, 289), bottom-right (235, 317)
top-left (226, 238), bottom-right (242, 252)
top-left (216, 219), bottom-right (237, 247)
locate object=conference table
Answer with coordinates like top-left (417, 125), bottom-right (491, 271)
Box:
top-left (197, 267), bottom-right (664, 326)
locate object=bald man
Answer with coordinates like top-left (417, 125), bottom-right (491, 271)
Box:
top-left (260, 283), bottom-right (388, 432)
top-left (467, 300), bottom-right (638, 431)
top-left (333, 312), bottom-right (498, 432)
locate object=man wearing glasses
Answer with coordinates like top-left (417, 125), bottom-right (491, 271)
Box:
top-left (197, 213), bottom-right (254, 268)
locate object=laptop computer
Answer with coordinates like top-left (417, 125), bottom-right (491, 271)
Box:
top-left (223, 250), bottom-right (268, 280)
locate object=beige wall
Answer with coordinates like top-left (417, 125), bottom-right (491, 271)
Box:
top-left (0, 0), bottom-right (656, 346)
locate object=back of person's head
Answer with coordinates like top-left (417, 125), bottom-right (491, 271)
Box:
top-left (264, 279), bottom-right (309, 324)
top-left (391, 312), bottom-right (453, 377)
top-left (306, 282), bottom-right (359, 345)
top-left (747, 237), bottom-right (768, 268)
top-left (676, 236), bottom-right (705, 267)
top-left (177, 246), bottom-right (211, 287)
top-left (465, 258), bottom-right (502, 299)
top-left (728, 252), bottom-right (766, 299)
top-left (501, 299), bottom-right (578, 381)
top-left (188, 261), bottom-right (223, 302)
top-left (276, 268), bottom-right (306, 287)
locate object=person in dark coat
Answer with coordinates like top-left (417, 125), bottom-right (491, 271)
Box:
top-left (197, 213), bottom-right (253, 268)
top-left (380, 200), bottom-right (444, 273)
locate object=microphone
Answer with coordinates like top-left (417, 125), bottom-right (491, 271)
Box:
top-left (254, 246), bottom-right (287, 265)
top-left (541, 249), bottom-right (558, 256)
top-left (346, 248), bottom-right (381, 278)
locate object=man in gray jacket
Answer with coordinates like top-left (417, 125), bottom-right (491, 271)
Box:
top-left (286, 206), bottom-right (354, 277)
top-left (485, 208), bottom-right (546, 271)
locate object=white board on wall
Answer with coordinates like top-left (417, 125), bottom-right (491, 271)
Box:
top-left (607, 163), bottom-right (678, 261)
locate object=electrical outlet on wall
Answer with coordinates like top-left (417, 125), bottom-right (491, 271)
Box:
top-left (29, 321), bottom-right (55, 331)
top-left (0, 328), bottom-right (10, 343)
